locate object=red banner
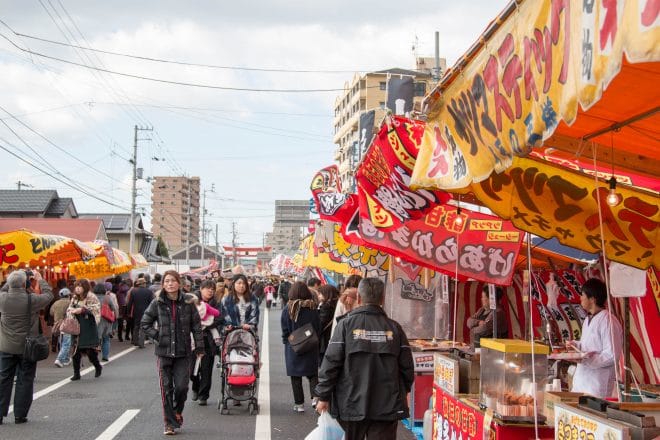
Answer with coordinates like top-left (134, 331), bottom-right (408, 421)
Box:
top-left (310, 164), bottom-right (359, 225)
top-left (355, 116), bottom-right (450, 232)
top-left (352, 205), bottom-right (523, 285)
top-left (433, 385), bottom-right (484, 440)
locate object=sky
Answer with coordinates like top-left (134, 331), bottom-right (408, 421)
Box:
top-left (0, 0), bottom-right (508, 247)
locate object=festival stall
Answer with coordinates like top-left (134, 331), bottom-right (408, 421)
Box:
top-left (405, 0), bottom-right (659, 437)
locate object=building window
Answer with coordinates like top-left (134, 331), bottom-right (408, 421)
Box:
top-left (379, 81), bottom-right (386, 90)
top-left (414, 82), bottom-right (427, 97)
top-left (109, 240), bottom-right (119, 248)
top-left (379, 101), bottom-right (385, 109)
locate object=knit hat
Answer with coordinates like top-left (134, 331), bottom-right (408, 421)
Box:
top-left (135, 278), bottom-right (146, 286)
top-left (59, 287), bottom-right (71, 297)
top-left (104, 282), bottom-right (113, 291)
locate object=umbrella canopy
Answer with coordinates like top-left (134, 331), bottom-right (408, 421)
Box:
top-left (0, 229), bottom-right (99, 270)
top-left (69, 246), bottom-right (133, 280)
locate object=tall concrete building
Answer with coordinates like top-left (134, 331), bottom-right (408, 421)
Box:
top-left (333, 58), bottom-right (445, 191)
top-left (267, 200), bottom-right (310, 254)
top-left (150, 176), bottom-right (200, 251)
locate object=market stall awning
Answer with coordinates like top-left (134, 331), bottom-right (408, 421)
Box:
top-left (69, 246), bottom-right (133, 280)
top-left (0, 229), bottom-right (99, 269)
top-left (412, 0), bottom-right (660, 189)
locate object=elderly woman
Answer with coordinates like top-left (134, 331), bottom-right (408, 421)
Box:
top-left (141, 270), bottom-right (203, 436)
top-left (220, 274), bottom-right (259, 332)
top-left (68, 278), bottom-right (103, 381)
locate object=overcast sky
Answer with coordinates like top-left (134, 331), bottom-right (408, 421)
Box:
top-left (0, 0), bottom-right (508, 246)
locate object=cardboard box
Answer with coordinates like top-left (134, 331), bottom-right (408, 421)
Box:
top-left (543, 391), bottom-right (583, 424)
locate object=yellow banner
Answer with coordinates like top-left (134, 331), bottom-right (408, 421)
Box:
top-left (69, 247), bottom-right (134, 279)
top-left (313, 221), bottom-right (389, 276)
top-left (412, 0), bottom-right (660, 190)
top-left (299, 235), bottom-right (358, 275)
top-left (462, 157), bottom-right (659, 270)
top-left (0, 229), bottom-right (99, 269)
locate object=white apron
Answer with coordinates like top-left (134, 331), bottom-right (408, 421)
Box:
top-left (571, 310), bottom-right (623, 398)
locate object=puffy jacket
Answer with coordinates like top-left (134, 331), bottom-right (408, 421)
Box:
top-left (0, 280), bottom-right (53, 354)
top-left (316, 304), bottom-right (414, 422)
top-left (141, 290), bottom-right (203, 358)
top-left (221, 293), bottom-right (259, 330)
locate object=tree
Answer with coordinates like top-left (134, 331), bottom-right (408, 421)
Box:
top-left (156, 235), bottom-right (169, 258)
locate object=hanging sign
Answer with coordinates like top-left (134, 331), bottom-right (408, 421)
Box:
top-left (412, 0), bottom-right (660, 190)
top-left (463, 156), bottom-right (659, 270)
top-left (434, 354), bottom-right (459, 395)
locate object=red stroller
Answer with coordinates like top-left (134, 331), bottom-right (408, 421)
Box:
top-left (217, 328), bottom-right (260, 415)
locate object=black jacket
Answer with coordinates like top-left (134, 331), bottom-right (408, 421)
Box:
top-left (127, 287), bottom-right (154, 320)
top-left (141, 290), bottom-right (204, 358)
top-left (315, 305), bottom-right (414, 421)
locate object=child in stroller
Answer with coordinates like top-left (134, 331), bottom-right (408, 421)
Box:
top-left (218, 327), bottom-right (260, 415)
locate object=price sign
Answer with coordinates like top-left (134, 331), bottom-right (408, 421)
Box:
top-left (434, 354), bottom-right (459, 395)
top-left (488, 284), bottom-right (496, 310)
top-left (441, 274), bottom-right (449, 304)
top-left (554, 403), bottom-right (626, 440)
top-left (413, 352), bottom-right (435, 372)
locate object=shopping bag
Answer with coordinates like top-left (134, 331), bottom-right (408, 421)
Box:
top-left (60, 315), bottom-right (80, 335)
top-left (304, 412), bottom-right (344, 440)
top-left (101, 300), bottom-right (115, 322)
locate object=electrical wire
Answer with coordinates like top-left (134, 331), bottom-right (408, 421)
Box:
top-left (0, 139), bottom-right (130, 210)
top-left (7, 25), bottom-right (383, 74)
top-left (89, 102), bottom-right (332, 118)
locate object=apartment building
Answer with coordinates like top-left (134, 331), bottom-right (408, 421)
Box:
top-left (266, 200), bottom-right (310, 254)
top-left (150, 176), bottom-right (200, 251)
top-left (333, 57), bottom-right (445, 192)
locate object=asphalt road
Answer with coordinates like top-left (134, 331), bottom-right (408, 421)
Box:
top-left (1, 303), bottom-right (417, 439)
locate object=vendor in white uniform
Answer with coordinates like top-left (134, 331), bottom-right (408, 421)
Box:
top-left (567, 278), bottom-right (623, 398)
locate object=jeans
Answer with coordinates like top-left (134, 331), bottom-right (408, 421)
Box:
top-left (101, 335), bottom-right (111, 359)
top-left (56, 334), bottom-right (72, 363)
top-left (290, 375), bottom-right (318, 405)
top-left (0, 352), bottom-right (38, 419)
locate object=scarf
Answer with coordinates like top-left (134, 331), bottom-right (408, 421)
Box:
top-left (287, 299), bottom-right (317, 322)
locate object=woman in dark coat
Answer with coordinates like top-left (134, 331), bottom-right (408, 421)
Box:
top-left (67, 278), bottom-right (102, 381)
top-left (281, 282), bottom-right (320, 413)
top-left (316, 284), bottom-right (339, 361)
top-left (141, 270), bottom-right (204, 436)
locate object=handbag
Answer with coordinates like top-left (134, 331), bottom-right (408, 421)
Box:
top-left (60, 314), bottom-right (80, 335)
top-left (23, 294), bottom-right (50, 363)
top-left (288, 322), bottom-right (319, 354)
top-left (101, 297), bottom-right (115, 323)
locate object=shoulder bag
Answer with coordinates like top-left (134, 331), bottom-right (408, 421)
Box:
top-left (287, 322), bottom-right (318, 354)
top-left (101, 296), bottom-right (115, 323)
top-left (60, 309), bottom-right (81, 335)
top-left (23, 294), bottom-right (50, 363)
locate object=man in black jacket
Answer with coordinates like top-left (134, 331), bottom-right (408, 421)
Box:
top-left (126, 278), bottom-right (154, 348)
top-left (315, 278), bottom-right (413, 440)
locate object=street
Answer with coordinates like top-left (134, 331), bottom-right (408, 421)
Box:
top-left (1, 304), bottom-right (416, 439)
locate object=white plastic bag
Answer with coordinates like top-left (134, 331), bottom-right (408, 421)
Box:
top-left (304, 412), bottom-right (345, 440)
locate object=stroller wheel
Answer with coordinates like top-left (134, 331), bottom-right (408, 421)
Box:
top-left (248, 403), bottom-right (258, 415)
top-left (220, 407), bottom-right (229, 415)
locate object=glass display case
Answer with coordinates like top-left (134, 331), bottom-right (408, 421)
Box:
top-left (479, 339), bottom-right (549, 422)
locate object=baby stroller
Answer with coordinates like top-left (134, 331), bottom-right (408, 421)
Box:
top-left (218, 328), bottom-right (260, 415)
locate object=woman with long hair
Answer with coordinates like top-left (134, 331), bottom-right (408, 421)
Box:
top-left (93, 283), bottom-right (117, 362)
top-left (316, 284), bottom-right (339, 361)
top-left (141, 270), bottom-right (203, 436)
top-left (281, 282), bottom-right (321, 412)
top-left (220, 274), bottom-right (259, 332)
top-left (67, 278), bottom-right (103, 381)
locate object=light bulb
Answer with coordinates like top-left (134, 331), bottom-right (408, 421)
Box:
top-left (455, 216), bottom-right (464, 226)
top-left (606, 176), bottom-right (620, 207)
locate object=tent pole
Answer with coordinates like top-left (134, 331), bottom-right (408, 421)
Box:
top-left (623, 297), bottom-right (631, 401)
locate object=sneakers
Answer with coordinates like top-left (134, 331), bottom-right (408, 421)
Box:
top-left (293, 404), bottom-right (305, 413)
top-left (62, 359), bottom-right (71, 366)
top-left (174, 413), bottom-right (183, 427)
top-left (191, 391), bottom-right (198, 401)
top-left (311, 397), bottom-right (319, 409)
top-left (198, 399), bottom-right (207, 406)
top-left (163, 426), bottom-right (176, 435)
top-left (95, 365), bottom-right (103, 378)
top-left (14, 417), bottom-right (27, 424)
top-left (54, 360), bottom-right (63, 368)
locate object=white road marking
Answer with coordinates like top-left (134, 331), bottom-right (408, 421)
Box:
top-left (254, 306), bottom-right (271, 439)
top-left (94, 409), bottom-right (140, 440)
top-left (8, 345), bottom-right (137, 414)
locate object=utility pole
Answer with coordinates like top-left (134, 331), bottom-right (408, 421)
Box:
top-left (201, 183), bottom-right (215, 264)
top-left (129, 125), bottom-right (152, 255)
top-left (231, 222), bottom-right (238, 267)
top-left (16, 181), bottom-right (33, 190)
top-left (434, 31), bottom-right (441, 83)
top-left (185, 176), bottom-right (192, 267)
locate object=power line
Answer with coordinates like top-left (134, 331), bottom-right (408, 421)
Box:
top-left (0, 140), bottom-right (130, 210)
top-left (0, 28), bottom-right (374, 93)
top-left (9, 27), bottom-right (377, 74)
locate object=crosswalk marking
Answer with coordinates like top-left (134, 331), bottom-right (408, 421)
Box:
top-left (95, 409), bottom-right (140, 440)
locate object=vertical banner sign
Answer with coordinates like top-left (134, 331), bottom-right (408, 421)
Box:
top-left (441, 274), bottom-right (449, 304)
top-left (412, 0), bottom-right (660, 191)
top-left (488, 284), bottom-right (496, 309)
top-left (358, 110), bottom-right (376, 158)
top-left (355, 115), bottom-right (451, 232)
top-left (386, 76), bottom-right (414, 115)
